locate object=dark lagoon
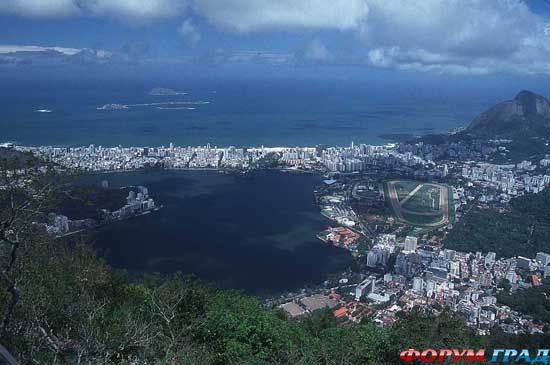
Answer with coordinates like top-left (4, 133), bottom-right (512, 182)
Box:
top-left (84, 170), bottom-right (352, 295)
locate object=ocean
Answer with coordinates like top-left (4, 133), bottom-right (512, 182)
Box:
top-left (0, 77), bottom-right (491, 147)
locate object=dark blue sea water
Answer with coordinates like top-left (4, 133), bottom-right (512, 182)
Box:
top-left (81, 170), bottom-right (351, 295)
top-left (0, 77), bottom-right (493, 147)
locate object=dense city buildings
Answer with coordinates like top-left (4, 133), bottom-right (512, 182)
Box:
top-left (6, 140), bottom-right (550, 336)
top-left (279, 232), bottom-right (550, 335)
top-left (18, 142), bottom-right (426, 174)
top-left (17, 142), bottom-right (550, 198)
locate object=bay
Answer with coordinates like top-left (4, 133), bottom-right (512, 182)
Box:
top-left (0, 77), bottom-right (489, 147)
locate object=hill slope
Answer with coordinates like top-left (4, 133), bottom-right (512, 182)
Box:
top-left (444, 188), bottom-right (550, 258)
top-left (465, 90), bottom-right (550, 138)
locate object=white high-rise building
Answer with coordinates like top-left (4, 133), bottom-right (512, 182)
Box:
top-left (535, 252), bottom-right (550, 267)
top-left (355, 278), bottom-right (375, 301)
top-left (485, 252), bottom-right (496, 267)
top-left (505, 271), bottom-right (518, 284)
top-left (366, 251), bottom-right (378, 268)
top-left (449, 261), bottom-right (460, 277)
top-left (55, 215), bottom-right (69, 234)
top-left (412, 277), bottom-right (423, 292)
top-left (404, 236), bottom-right (418, 252)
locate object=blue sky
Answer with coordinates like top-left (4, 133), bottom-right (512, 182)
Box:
top-left (2, 0), bottom-right (550, 82)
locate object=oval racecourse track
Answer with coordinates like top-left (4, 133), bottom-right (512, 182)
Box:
top-left (386, 180), bottom-right (450, 227)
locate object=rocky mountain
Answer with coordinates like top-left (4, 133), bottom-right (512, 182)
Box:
top-left (465, 90), bottom-right (550, 138)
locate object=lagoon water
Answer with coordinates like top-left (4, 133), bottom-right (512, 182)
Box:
top-left (86, 170), bottom-right (351, 295)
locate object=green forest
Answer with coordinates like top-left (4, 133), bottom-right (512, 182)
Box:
top-left (444, 189), bottom-right (550, 258)
top-left (498, 281), bottom-right (550, 326)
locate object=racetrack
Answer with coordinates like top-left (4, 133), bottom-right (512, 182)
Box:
top-left (386, 180), bottom-right (449, 227)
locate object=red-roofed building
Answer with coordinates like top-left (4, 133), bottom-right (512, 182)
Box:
top-left (333, 307), bottom-right (349, 319)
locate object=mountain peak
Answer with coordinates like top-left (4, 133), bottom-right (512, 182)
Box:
top-left (466, 90), bottom-right (550, 137)
top-left (513, 90), bottom-right (550, 116)
top-left (514, 89), bottom-right (540, 100)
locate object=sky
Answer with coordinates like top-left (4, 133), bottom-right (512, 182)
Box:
top-left (2, 0), bottom-right (550, 85)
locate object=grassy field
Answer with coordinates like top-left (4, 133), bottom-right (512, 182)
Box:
top-left (401, 185), bottom-right (440, 213)
top-left (394, 180), bottom-right (420, 201)
top-left (402, 211), bottom-right (444, 225)
top-left (448, 188), bottom-right (456, 224)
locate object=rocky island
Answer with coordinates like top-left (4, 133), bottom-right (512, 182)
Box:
top-left (148, 87), bottom-right (186, 96)
top-left (96, 103), bottom-right (129, 111)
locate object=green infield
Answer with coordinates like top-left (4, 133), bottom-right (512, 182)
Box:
top-left (385, 180), bottom-right (451, 229)
top-left (394, 180), bottom-right (420, 202)
top-left (401, 211), bottom-right (444, 225)
top-left (401, 184), bottom-right (440, 213)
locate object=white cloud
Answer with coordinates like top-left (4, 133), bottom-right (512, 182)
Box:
top-left (0, 44), bottom-right (116, 67)
top-left (0, 0), bottom-right (80, 17)
top-left (303, 39), bottom-right (331, 63)
top-left (0, 0), bottom-right (369, 30)
top-left (0, 44), bottom-right (81, 55)
top-left (194, 0), bottom-right (369, 32)
top-left (362, 0), bottom-right (550, 74)
top-left (0, 0), bottom-right (190, 19)
top-left (178, 19), bottom-right (201, 47)
top-left (3, 0), bottom-right (550, 74)
top-left (86, 0), bottom-right (189, 19)
top-left (226, 50), bottom-right (294, 65)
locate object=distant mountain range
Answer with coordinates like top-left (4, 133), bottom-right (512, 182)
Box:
top-left (463, 90), bottom-right (550, 139)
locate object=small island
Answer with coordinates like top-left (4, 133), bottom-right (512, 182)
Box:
top-left (97, 103), bottom-right (129, 110)
top-left (149, 87), bottom-right (186, 96)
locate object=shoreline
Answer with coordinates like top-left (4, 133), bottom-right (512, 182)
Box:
top-left (57, 206), bottom-right (163, 239)
top-left (85, 165), bottom-right (325, 177)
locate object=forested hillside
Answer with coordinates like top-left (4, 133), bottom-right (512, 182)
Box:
top-left (444, 189), bottom-right (550, 258)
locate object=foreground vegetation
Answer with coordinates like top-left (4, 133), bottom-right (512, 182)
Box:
top-left (1, 158), bottom-right (549, 364)
top-left (0, 226), bottom-right (485, 364)
top-left (7, 231), bottom-right (541, 364)
top-left (444, 189), bottom-right (550, 258)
